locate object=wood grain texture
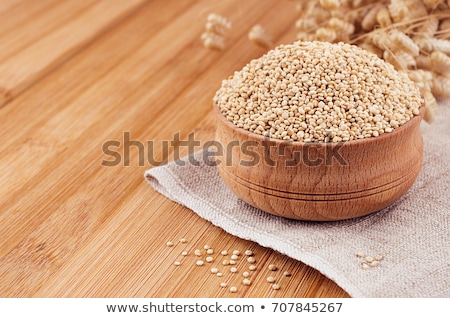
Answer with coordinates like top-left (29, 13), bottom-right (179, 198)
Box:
top-left (0, 0), bottom-right (349, 298)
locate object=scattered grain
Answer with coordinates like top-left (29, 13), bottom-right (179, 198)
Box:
top-left (365, 256), bottom-right (374, 263)
top-left (181, 251), bottom-right (188, 256)
top-left (206, 248), bottom-right (214, 255)
top-left (362, 263), bottom-right (370, 270)
top-left (244, 250), bottom-right (253, 256)
top-left (166, 241), bottom-right (174, 247)
top-left (243, 271), bottom-right (250, 278)
top-left (370, 260), bottom-right (380, 267)
top-left (221, 250), bottom-right (228, 256)
top-left (266, 276), bottom-right (276, 283)
top-left (249, 265), bottom-right (257, 271)
top-left (174, 261), bottom-right (181, 266)
top-left (206, 256), bottom-right (214, 263)
top-left (231, 254), bottom-right (239, 260)
top-left (247, 257), bottom-right (256, 264)
top-left (222, 260), bottom-right (230, 266)
top-left (242, 278), bottom-right (251, 286)
top-left (211, 267), bottom-right (219, 274)
top-left (375, 254), bottom-right (384, 261)
top-left (356, 252), bottom-right (365, 258)
top-left (196, 260), bottom-right (204, 266)
top-left (229, 286), bottom-right (238, 293)
top-left (232, 250), bottom-right (241, 256)
top-left (284, 271), bottom-right (292, 277)
top-left (272, 284), bottom-right (281, 290)
top-left (220, 282), bottom-right (227, 288)
top-left (230, 267), bottom-right (238, 273)
top-left (229, 259), bottom-right (237, 265)
top-left (217, 272), bottom-right (223, 277)
top-left (194, 249), bottom-right (202, 256)
top-left (268, 264), bottom-right (278, 271)
top-left (180, 238), bottom-right (187, 243)
top-left (204, 245), bottom-right (210, 250)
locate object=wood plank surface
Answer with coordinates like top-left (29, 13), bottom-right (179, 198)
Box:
top-left (0, 0), bottom-right (349, 298)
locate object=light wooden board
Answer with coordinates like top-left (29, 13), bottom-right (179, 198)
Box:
top-left (0, 0), bottom-right (349, 298)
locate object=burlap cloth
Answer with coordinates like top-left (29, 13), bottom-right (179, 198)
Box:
top-left (144, 100), bottom-right (450, 298)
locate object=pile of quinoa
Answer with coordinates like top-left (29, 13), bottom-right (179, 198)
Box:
top-left (213, 41), bottom-right (422, 142)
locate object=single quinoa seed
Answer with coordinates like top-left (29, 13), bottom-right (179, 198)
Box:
top-left (365, 256), bottom-right (374, 263)
top-left (268, 264), bottom-right (278, 271)
top-left (356, 252), bottom-right (365, 258)
top-left (174, 261), bottom-right (181, 266)
top-left (181, 251), bottom-right (188, 256)
top-left (230, 267), bottom-right (238, 273)
top-left (194, 249), bottom-right (202, 256)
top-left (370, 260), bottom-right (380, 267)
top-left (249, 265), bottom-right (257, 271)
top-left (230, 286), bottom-right (238, 293)
top-left (206, 256), bottom-right (214, 263)
top-left (222, 260), bottom-right (230, 266)
top-left (244, 250), bottom-right (254, 256)
top-left (180, 238), bottom-right (187, 243)
top-left (272, 284), bottom-right (280, 290)
top-left (247, 257), bottom-right (256, 264)
top-left (243, 271), bottom-right (250, 278)
top-left (284, 271), bottom-right (292, 277)
top-left (196, 260), bottom-right (204, 266)
top-left (266, 276), bottom-right (276, 283)
top-left (375, 254), bottom-right (384, 261)
top-left (231, 254), bottom-right (239, 260)
top-left (211, 267), bottom-right (219, 274)
top-left (213, 41), bottom-right (422, 142)
top-left (232, 250), bottom-right (241, 256)
top-left (206, 249), bottom-right (214, 255)
top-left (220, 282), bottom-right (227, 288)
top-left (229, 259), bottom-right (237, 265)
top-left (204, 245), bottom-right (210, 250)
top-left (166, 241), bottom-right (174, 247)
top-left (243, 278), bottom-right (252, 286)
top-left (217, 272), bottom-right (223, 277)
top-left (362, 263), bottom-right (370, 270)
top-left (221, 250), bottom-right (228, 256)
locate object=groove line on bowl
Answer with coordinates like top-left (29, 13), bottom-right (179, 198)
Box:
top-left (219, 165), bottom-right (420, 202)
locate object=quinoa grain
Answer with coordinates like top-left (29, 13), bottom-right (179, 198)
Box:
top-left (266, 276), bottom-right (276, 283)
top-left (247, 257), bottom-right (256, 264)
top-left (213, 41), bottom-right (422, 142)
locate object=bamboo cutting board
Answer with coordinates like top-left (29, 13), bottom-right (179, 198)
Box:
top-left (0, 0), bottom-right (348, 298)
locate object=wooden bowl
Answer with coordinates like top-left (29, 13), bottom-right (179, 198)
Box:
top-left (214, 103), bottom-right (425, 221)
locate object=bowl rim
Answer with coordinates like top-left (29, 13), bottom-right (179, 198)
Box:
top-left (213, 101), bottom-right (425, 147)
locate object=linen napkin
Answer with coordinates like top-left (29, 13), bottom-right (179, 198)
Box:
top-left (144, 101), bottom-right (450, 298)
